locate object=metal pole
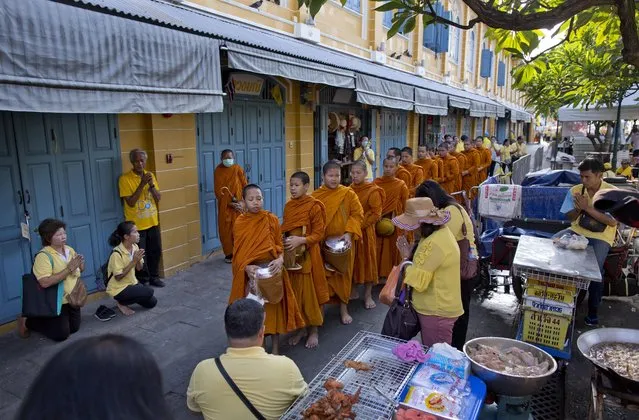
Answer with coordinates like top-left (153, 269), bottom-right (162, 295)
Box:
top-left (612, 92), bottom-right (623, 168)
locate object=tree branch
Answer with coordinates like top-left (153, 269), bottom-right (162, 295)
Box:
top-left (616, 0), bottom-right (639, 68)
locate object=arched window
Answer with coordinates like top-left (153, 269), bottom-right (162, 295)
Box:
top-left (448, 1), bottom-right (461, 63)
top-left (467, 29), bottom-right (476, 72)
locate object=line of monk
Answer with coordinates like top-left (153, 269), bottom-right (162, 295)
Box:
top-left (219, 134), bottom-right (493, 353)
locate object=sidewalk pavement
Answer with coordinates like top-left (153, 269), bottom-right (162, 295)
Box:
top-left (1, 253), bottom-right (637, 420)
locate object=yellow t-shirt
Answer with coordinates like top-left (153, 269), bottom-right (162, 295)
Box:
top-left (353, 146), bottom-right (375, 180)
top-left (616, 166), bottom-right (633, 179)
top-left (568, 181), bottom-right (617, 245)
top-left (118, 170), bottom-right (160, 230)
top-left (106, 243), bottom-right (141, 297)
top-left (500, 145), bottom-right (511, 162)
top-left (33, 246), bottom-right (80, 305)
top-left (483, 137), bottom-right (492, 149)
top-left (187, 347), bottom-right (308, 420)
top-left (444, 204), bottom-right (478, 257)
top-left (403, 227), bottom-right (463, 318)
top-left (455, 142), bottom-right (464, 153)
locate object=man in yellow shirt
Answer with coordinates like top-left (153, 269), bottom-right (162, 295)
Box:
top-left (352, 136), bottom-right (375, 181)
top-left (559, 159), bottom-right (617, 326)
top-left (118, 149), bottom-right (164, 287)
top-left (616, 159), bottom-right (633, 179)
top-left (187, 299), bottom-right (308, 420)
top-left (511, 136), bottom-right (528, 162)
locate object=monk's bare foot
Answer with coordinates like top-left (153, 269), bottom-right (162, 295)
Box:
top-left (364, 284), bottom-right (376, 309)
top-left (350, 286), bottom-right (360, 300)
top-left (340, 303), bottom-right (353, 325)
top-left (117, 303), bottom-right (135, 316)
top-left (271, 334), bottom-right (280, 355)
top-left (288, 329), bottom-right (307, 346)
top-left (305, 327), bottom-right (319, 349)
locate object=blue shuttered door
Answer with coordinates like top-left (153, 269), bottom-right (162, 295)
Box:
top-left (496, 118), bottom-right (507, 142)
top-left (497, 61), bottom-right (506, 86)
top-left (0, 114), bottom-right (32, 323)
top-left (379, 110), bottom-right (408, 176)
top-left (480, 49), bottom-right (494, 78)
top-left (197, 101), bottom-right (285, 254)
top-left (0, 112), bottom-right (120, 322)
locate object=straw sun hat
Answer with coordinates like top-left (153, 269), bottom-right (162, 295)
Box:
top-left (392, 198), bottom-right (450, 231)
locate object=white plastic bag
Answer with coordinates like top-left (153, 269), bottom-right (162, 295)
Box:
top-left (553, 232), bottom-right (588, 250)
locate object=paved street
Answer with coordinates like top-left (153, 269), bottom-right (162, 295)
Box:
top-left (1, 254), bottom-right (637, 420)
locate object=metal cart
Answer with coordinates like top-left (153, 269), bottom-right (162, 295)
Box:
top-left (512, 236), bottom-right (602, 359)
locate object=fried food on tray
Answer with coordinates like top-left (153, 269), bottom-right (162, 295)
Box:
top-left (302, 387), bottom-right (361, 419)
top-left (324, 378), bottom-right (345, 391)
top-left (343, 360), bottom-right (372, 371)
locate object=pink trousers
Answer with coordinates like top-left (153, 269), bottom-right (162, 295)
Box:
top-left (418, 314), bottom-right (458, 347)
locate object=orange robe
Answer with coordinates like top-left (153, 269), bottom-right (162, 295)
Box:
top-left (440, 155), bottom-right (460, 195)
top-left (230, 210), bottom-right (304, 335)
top-left (450, 152), bottom-right (466, 194)
top-left (434, 157), bottom-right (445, 183)
top-left (396, 166), bottom-right (412, 194)
top-left (415, 158), bottom-right (438, 182)
top-left (373, 176), bottom-right (409, 277)
top-left (311, 185), bottom-right (364, 304)
top-left (462, 149), bottom-right (480, 198)
top-left (402, 163), bottom-right (425, 196)
top-left (351, 182), bottom-right (385, 285)
top-left (479, 147), bottom-right (492, 181)
top-left (214, 164), bottom-right (248, 256)
top-left (281, 196), bottom-right (329, 327)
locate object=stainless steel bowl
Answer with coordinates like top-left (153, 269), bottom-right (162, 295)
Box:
top-left (463, 337), bottom-right (557, 396)
top-left (325, 236), bottom-right (349, 252)
top-left (576, 327), bottom-right (639, 386)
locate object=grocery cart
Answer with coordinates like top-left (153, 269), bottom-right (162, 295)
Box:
top-left (512, 235), bottom-right (602, 360)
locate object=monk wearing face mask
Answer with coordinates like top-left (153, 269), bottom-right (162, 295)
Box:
top-left (214, 150), bottom-right (248, 264)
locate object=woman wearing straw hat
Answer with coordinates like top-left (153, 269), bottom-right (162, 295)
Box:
top-left (392, 198), bottom-right (463, 347)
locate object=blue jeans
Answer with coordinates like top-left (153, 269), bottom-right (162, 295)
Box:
top-left (555, 229), bottom-right (610, 319)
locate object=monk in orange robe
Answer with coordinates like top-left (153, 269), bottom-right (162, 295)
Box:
top-left (281, 172), bottom-right (329, 349)
top-left (450, 149), bottom-right (466, 195)
top-left (350, 160), bottom-right (384, 309)
top-left (311, 161), bottom-right (363, 325)
top-left (415, 145), bottom-right (438, 182)
top-left (388, 148), bottom-right (413, 190)
top-left (462, 137), bottom-right (481, 198)
top-left (438, 143), bottom-right (460, 195)
top-left (374, 158), bottom-right (409, 279)
top-left (214, 149), bottom-right (248, 263)
top-left (230, 184), bottom-right (304, 354)
top-left (433, 150), bottom-right (444, 183)
top-left (476, 137), bottom-right (492, 182)
top-left (401, 147), bottom-right (425, 196)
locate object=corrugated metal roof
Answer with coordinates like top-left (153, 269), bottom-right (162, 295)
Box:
top-left (65, 0), bottom-right (503, 106)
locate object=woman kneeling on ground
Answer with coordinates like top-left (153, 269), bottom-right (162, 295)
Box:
top-left (107, 222), bottom-right (157, 315)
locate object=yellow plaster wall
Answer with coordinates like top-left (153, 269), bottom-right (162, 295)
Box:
top-left (117, 114), bottom-right (202, 279)
top-left (284, 81), bottom-right (315, 195)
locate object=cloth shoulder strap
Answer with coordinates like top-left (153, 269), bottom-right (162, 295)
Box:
top-left (107, 249), bottom-right (123, 281)
top-left (215, 357), bottom-right (266, 420)
top-left (36, 251), bottom-right (55, 269)
top-left (452, 204), bottom-right (468, 238)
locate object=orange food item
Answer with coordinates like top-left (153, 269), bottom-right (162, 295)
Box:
top-left (344, 360), bottom-right (373, 371)
top-left (395, 407), bottom-right (437, 420)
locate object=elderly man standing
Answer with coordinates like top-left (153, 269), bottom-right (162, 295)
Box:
top-left (187, 299), bottom-right (308, 420)
top-left (118, 149), bottom-right (165, 287)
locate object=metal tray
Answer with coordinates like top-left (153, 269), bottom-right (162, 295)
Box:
top-left (281, 331), bottom-right (422, 419)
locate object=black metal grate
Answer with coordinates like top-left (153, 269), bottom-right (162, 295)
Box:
top-left (530, 363), bottom-right (566, 420)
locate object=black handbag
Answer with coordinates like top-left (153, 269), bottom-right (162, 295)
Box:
top-left (21, 252), bottom-right (64, 318)
top-left (381, 263), bottom-right (420, 340)
top-left (578, 186), bottom-right (607, 233)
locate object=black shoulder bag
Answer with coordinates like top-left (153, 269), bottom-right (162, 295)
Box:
top-left (578, 186), bottom-right (607, 233)
top-left (215, 357), bottom-right (266, 420)
top-left (381, 262), bottom-right (420, 340)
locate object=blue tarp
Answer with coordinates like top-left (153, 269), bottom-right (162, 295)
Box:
top-left (479, 227), bottom-right (555, 258)
top-left (521, 187), bottom-right (570, 220)
top-left (521, 170), bottom-right (581, 187)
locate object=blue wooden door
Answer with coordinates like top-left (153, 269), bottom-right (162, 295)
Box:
top-left (0, 114), bottom-right (32, 324)
top-left (496, 118), bottom-right (507, 142)
top-left (379, 110), bottom-right (408, 176)
top-left (197, 101), bottom-right (285, 254)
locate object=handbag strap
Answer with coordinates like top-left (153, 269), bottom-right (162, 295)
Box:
top-left (453, 204), bottom-right (468, 238)
top-left (215, 357), bottom-right (266, 420)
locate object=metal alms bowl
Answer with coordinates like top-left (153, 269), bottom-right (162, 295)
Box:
top-left (463, 337), bottom-right (557, 397)
top-left (324, 236), bottom-right (349, 252)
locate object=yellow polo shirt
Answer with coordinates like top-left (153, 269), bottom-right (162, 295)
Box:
top-left (455, 142), bottom-right (464, 153)
top-left (568, 181), bottom-right (617, 245)
top-left (106, 243), bottom-right (142, 297)
top-left (187, 347), bottom-right (308, 420)
top-left (616, 166), bottom-right (633, 179)
top-left (444, 204), bottom-right (478, 257)
top-left (118, 170), bottom-right (160, 230)
top-left (403, 227), bottom-right (463, 318)
top-left (33, 246), bottom-right (80, 305)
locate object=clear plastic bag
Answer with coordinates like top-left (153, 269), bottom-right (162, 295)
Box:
top-left (552, 232), bottom-right (588, 250)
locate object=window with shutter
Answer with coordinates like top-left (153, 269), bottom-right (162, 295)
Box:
top-left (423, 2), bottom-right (450, 53)
top-left (383, 11), bottom-right (393, 28)
top-left (497, 61), bottom-right (506, 86)
top-left (480, 48), bottom-right (493, 78)
top-left (466, 30), bottom-right (476, 72)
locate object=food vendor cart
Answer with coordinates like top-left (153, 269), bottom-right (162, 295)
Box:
top-left (512, 235), bottom-right (602, 359)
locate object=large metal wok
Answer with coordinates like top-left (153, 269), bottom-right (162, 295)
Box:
top-left (576, 327), bottom-right (639, 393)
top-left (463, 337), bottom-right (557, 397)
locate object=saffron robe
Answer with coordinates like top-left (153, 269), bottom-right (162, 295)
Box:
top-left (373, 176), bottom-right (409, 277)
top-left (462, 149), bottom-right (481, 198)
top-left (440, 155), bottom-right (460, 195)
top-left (214, 164), bottom-right (248, 256)
top-left (402, 163), bottom-right (425, 197)
top-left (230, 210), bottom-right (304, 335)
top-left (311, 185), bottom-right (364, 304)
top-left (415, 158), bottom-right (438, 182)
top-left (281, 195), bottom-right (328, 326)
top-left (434, 157), bottom-right (445, 183)
top-left (450, 152), bottom-right (466, 194)
top-left (479, 147), bottom-right (492, 181)
top-left (350, 182), bottom-right (385, 285)
top-left (396, 166), bottom-right (413, 194)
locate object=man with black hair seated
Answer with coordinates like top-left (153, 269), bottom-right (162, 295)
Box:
top-left (187, 299), bottom-right (307, 420)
